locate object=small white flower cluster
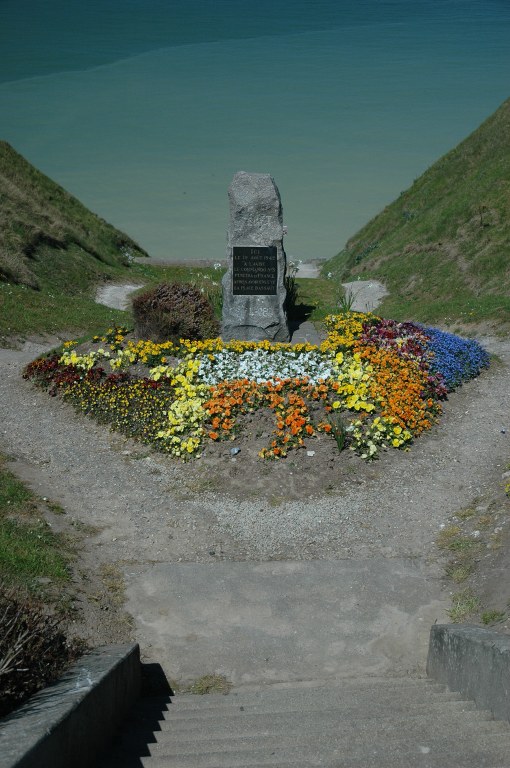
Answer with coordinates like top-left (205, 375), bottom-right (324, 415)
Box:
top-left (196, 348), bottom-right (334, 385)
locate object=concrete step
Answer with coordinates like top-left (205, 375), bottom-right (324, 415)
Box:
top-left (137, 678), bottom-right (467, 709)
top-left (127, 687), bottom-right (490, 731)
top-left (141, 683), bottom-right (476, 720)
top-left (105, 738), bottom-right (510, 768)
top-left (131, 701), bottom-right (488, 735)
top-left (106, 758), bottom-right (324, 768)
top-left (100, 678), bottom-right (510, 768)
top-left (112, 723), bottom-right (510, 758)
top-left (122, 709), bottom-right (508, 741)
top-left (104, 737), bottom-right (510, 768)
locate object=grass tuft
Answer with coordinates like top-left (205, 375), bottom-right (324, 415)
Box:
top-left (448, 588), bottom-right (481, 622)
top-left (481, 610), bottom-right (506, 625)
top-left (179, 674), bottom-right (232, 696)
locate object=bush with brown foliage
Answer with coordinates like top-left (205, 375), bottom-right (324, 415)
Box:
top-left (132, 282), bottom-right (220, 343)
top-left (0, 585), bottom-right (84, 718)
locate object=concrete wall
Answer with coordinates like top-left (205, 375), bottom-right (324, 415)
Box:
top-left (427, 624), bottom-right (510, 721)
top-left (0, 643), bottom-right (141, 768)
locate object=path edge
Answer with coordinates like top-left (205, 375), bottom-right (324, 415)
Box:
top-left (427, 624), bottom-right (510, 721)
top-left (0, 643), bottom-right (141, 768)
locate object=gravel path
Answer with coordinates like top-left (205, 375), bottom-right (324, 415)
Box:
top-left (1, 336), bottom-right (508, 568)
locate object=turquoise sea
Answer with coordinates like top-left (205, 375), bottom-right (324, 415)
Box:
top-left (1, 0), bottom-right (509, 263)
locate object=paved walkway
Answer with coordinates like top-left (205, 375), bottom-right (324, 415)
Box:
top-left (126, 558), bottom-right (446, 687)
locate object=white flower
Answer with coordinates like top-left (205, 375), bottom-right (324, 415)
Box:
top-left (195, 348), bottom-right (335, 385)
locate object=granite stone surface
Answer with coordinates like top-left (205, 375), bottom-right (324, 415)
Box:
top-left (222, 171), bottom-right (290, 342)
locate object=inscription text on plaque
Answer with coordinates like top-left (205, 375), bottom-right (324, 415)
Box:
top-left (232, 246), bottom-right (277, 296)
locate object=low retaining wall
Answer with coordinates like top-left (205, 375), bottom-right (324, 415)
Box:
top-left (0, 643), bottom-right (141, 768)
top-left (427, 624), bottom-right (510, 721)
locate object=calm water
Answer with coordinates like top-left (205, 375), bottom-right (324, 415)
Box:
top-left (1, 1), bottom-right (509, 263)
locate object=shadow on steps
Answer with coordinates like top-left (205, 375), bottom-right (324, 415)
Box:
top-left (99, 663), bottom-right (174, 768)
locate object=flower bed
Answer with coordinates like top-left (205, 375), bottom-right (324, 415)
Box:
top-left (23, 313), bottom-right (490, 461)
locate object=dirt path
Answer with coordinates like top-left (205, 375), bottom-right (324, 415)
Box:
top-left (5, 334), bottom-right (508, 559)
top-left (95, 283), bottom-right (143, 311)
top-left (342, 280), bottom-right (389, 312)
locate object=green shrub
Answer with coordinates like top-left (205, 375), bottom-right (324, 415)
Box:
top-left (0, 585), bottom-right (84, 717)
top-left (132, 282), bottom-right (220, 343)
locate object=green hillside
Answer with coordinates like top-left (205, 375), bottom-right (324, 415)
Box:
top-left (323, 98), bottom-right (510, 330)
top-left (0, 141), bottom-right (148, 291)
top-left (0, 141), bottom-right (149, 342)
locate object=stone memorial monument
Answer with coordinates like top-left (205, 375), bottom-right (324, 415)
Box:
top-left (221, 171), bottom-right (290, 342)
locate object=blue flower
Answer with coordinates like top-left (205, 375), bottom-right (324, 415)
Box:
top-left (422, 327), bottom-right (490, 390)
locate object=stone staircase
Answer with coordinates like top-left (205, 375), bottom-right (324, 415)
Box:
top-left (100, 677), bottom-right (510, 767)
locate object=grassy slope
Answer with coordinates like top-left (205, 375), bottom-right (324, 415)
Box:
top-left (0, 454), bottom-right (71, 594)
top-left (0, 140), bottom-right (148, 288)
top-left (0, 141), bottom-right (149, 342)
top-left (322, 98), bottom-right (510, 329)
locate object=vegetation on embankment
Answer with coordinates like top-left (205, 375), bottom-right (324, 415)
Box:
top-left (322, 97), bottom-right (510, 330)
top-left (0, 453), bottom-right (84, 717)
top-left (0, 140), bottom-right (150, 343)
top-left (0, 454), bottom-right (71, 595)
top-left (0, 140), bottom-right (148, 289)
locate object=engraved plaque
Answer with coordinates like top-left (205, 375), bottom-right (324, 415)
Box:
top-left (232, 246), bottom-right (277, 296)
